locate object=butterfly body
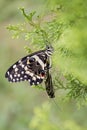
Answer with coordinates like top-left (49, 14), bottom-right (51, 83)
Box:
top-left (5, 45), bottom-right (55, 98)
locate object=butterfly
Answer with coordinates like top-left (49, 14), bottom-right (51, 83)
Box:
top-left (5, 45), bottom-right (55, 98)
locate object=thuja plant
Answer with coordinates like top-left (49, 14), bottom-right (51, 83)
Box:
top-left (7, 7), bottom-right (87, 104)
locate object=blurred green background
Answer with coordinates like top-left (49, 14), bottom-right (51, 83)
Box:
top-left (0, 0), bottom-right (87, 130)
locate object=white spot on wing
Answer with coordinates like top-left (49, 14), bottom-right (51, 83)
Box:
top-left (24, 66), bottom-right (28, 70)
top-left (13, 64), bottom-right (16, 68)
top-left (7, 71), bottom-right (9, 75)
top-left (21, 71), bottom-right (24, 74)
top-left (10, 74), bottom-right (12, 79)
top-left (24, 75), bottom-right (27, 78)
top-left (16, 78), bottom-right (19, 81)
top-left (21, 64), bottom-right (24, 68)
top-left (37, 82), bottom-right (39, 85)
top-left (15, 68), bottom-right (18, 72)
top-left (26, 71), bottom-right (34, 77)
top-left (13, 79), bottom-right (15, 82)
top-left (14, 74), bottom-right (17, 77)
top-left (19, 62), bottom-right (25, 68)
top-left (32, 77), bottom-right (36, 81)
top-left (18, 60), bottom-right (21, 63)
top-left (36, 75), bottom-right (40, 79)
top-left (18, 74), bottom-right (20, 77)
top-left (20, 77), bottom-right (23, 80)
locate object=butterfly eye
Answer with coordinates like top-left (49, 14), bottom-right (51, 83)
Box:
top-left (29, 57), bottom-right (35, 63)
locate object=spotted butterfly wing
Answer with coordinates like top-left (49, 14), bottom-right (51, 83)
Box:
top-left (5, 46), bottom-right (53, 86)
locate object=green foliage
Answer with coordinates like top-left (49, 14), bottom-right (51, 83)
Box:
top-left (6, 0), bottom-right (87, 104)
top-left (66, 75), bottom-right (87, 100)
top-left (20, 8), bottom-right (36, 22)
top-left (29, 102), bottom-right (60, 130)
top-left (29, 102), bottom-right (86, 130)
top-left (7, 7), bottom-right (64, 48)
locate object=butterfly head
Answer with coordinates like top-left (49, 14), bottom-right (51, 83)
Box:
top-left (46, 45), bottom-right (54, 56)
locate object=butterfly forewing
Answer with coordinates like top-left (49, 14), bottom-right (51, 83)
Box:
top-left (5, 50), bottom-right (48, 85)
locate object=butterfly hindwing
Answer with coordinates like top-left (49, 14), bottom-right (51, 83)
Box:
top-left (5, 50), bottom-right (48, 85)
top-left (45, 69), bottom-right (55, 98)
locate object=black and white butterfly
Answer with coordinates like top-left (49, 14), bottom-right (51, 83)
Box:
top-left (5, 45), bottom-right (55, 98)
